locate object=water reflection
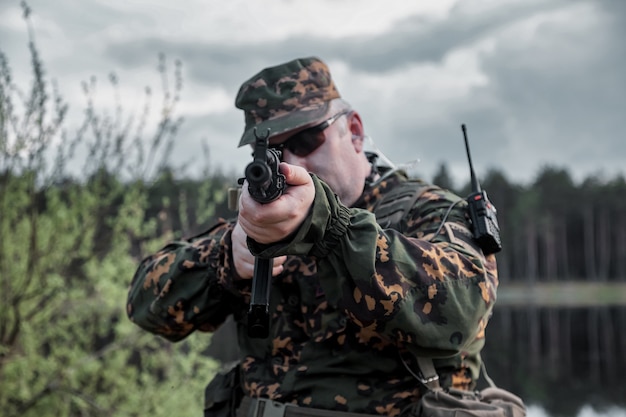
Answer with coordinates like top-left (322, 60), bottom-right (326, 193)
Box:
top-left (527, 404), bottom-right (626, 417)
top-left (482, 306), bottom-right (626, 417)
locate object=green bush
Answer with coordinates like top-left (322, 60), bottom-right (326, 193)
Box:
top-left (0, 3), bottom-right (221, 416)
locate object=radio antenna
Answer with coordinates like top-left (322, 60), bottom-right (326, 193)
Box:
top-left (462, 124), bottom-right (481, 193)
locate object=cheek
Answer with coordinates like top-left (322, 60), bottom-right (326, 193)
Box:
top-left (281, 153), bottom-right (308, 170)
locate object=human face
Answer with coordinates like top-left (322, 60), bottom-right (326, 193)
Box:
top-left (274, 109), bottom-right (367, 206)
top-left (269, 110), bottom-right (350, 157)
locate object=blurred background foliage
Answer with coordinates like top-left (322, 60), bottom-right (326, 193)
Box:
top-left (0, 3), bottom-right (231, 416)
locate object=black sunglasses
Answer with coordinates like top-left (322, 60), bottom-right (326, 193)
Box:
top-left (272, 110), bottom-right (350, 157)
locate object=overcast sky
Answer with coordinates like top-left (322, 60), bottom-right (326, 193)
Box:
top-left (1, 0), bottom-right (624, 187)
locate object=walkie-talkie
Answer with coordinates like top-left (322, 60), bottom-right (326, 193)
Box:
top-left (462, 124), bottom-right (502, 255)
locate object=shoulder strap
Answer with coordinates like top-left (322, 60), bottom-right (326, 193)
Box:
top-left (399, 354), bottom-right (442, 391)
top-left (416, 357), bottom-right (443, 391)
top-left (374, 180), bottom-right (430, 231)
top-left (410, 355), bottom-right (498, 392)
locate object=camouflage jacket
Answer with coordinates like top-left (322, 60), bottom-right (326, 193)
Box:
top-left (126, 170), bottom-right (498, 416)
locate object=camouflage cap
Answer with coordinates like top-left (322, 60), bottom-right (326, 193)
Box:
top-left (235, 57), bottom-right (341, 147)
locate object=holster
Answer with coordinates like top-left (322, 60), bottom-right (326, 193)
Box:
top-left (204, 361), bottom-right (244, 417)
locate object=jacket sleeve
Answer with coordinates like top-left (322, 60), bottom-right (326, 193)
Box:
top-left (126, 220), bottom-right (248, 342)
top-left (248, 175), bottom-right (498, 359)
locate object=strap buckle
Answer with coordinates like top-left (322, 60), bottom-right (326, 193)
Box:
top-left (418, 372), bottom-right (440, 389)
top-left (250, 398), bottom-right (295, 417)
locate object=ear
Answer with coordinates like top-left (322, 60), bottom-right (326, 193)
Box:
top-left (348, 111), bottom-right (365, 152)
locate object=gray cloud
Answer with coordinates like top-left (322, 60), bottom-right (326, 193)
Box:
top-left (102, 0), bottom-right (581, 80)
top-left (2, 0), bottom-right (624, 186)
top-left (468, 0), bottom-right (626, 182)
top-left (360, 0), bottom-right (626, 185)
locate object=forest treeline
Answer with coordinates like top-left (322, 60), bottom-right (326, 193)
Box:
top-left (55, 161), bottom-right (626, 284)
top-left (1, 3), bottom-right (624, 416)
top-left (431, 163), bottom-right (626, 283)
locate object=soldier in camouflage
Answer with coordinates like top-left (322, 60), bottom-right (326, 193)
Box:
top-left (127, 57), bottom-right (499, 417)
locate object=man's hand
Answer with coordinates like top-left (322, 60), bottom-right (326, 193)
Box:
top-left (238, 162), bottom-right (315, 245)
top-left (232, 222), bottom-right (287, 279)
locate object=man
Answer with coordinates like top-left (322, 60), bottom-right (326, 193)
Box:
top-left (127, 57), bottom-right (499, 416)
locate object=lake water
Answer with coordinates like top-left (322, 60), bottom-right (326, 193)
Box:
top-left (482, 305), bottom-right (626, 417)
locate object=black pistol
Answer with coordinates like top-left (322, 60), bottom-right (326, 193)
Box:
top-left (239, 128), bottom-right (286, 338)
